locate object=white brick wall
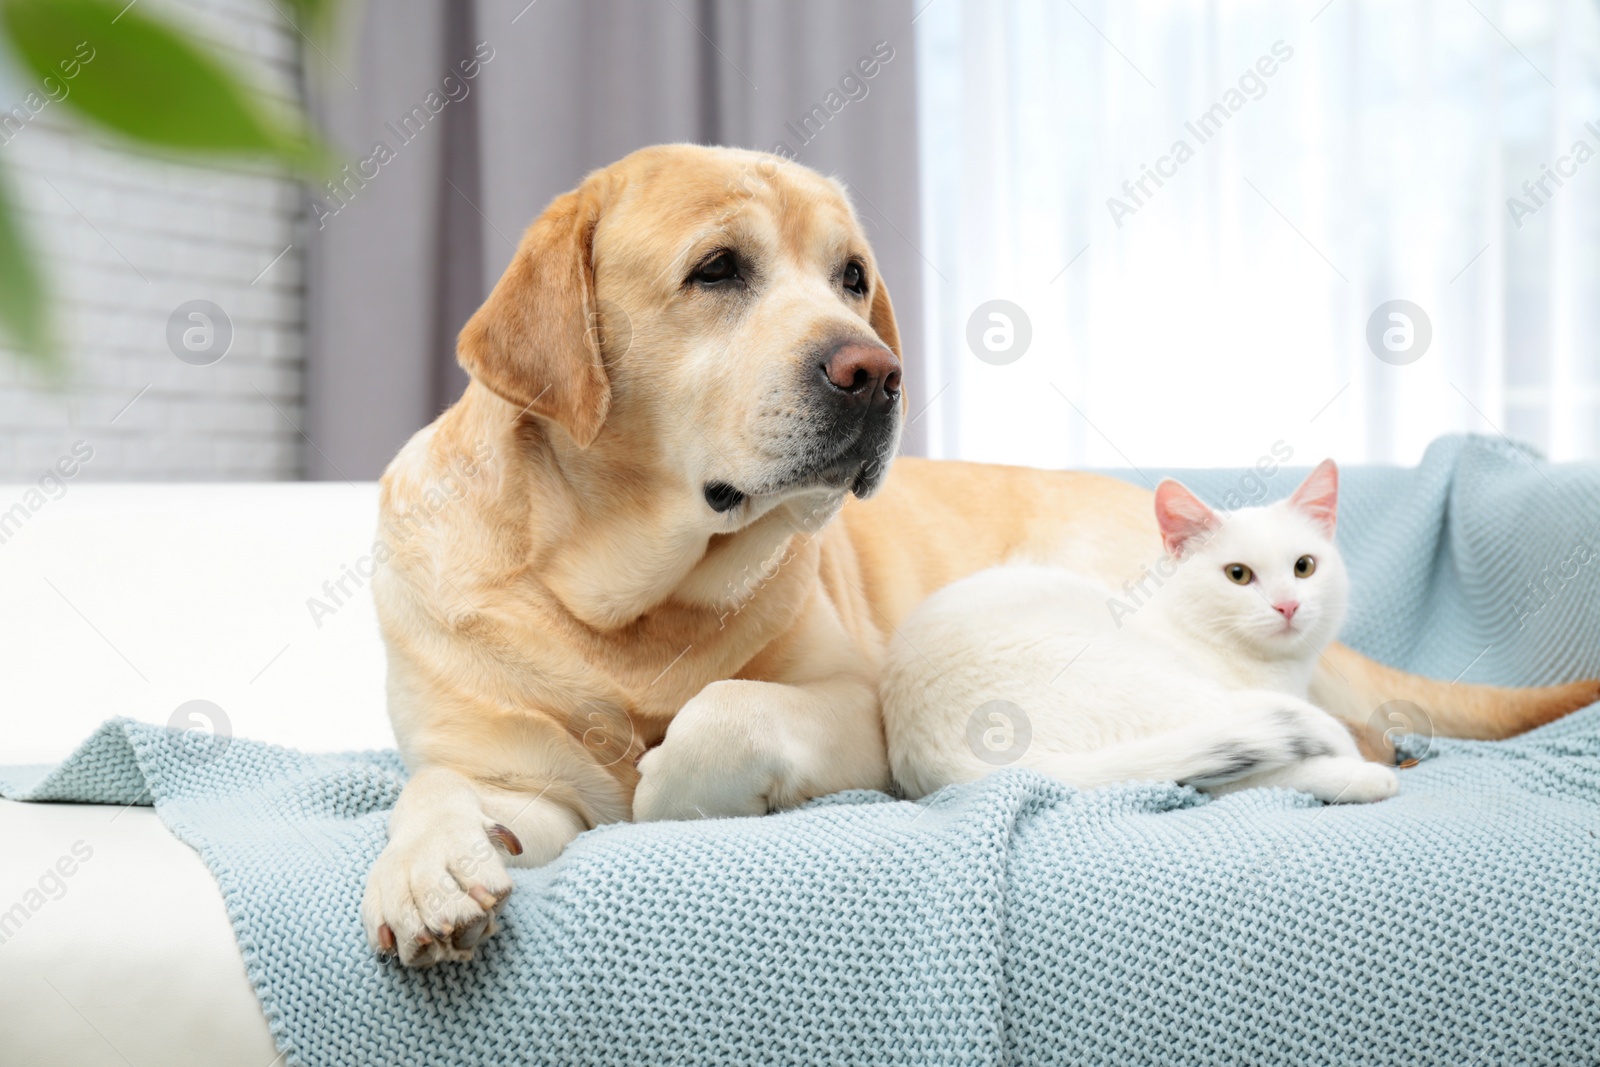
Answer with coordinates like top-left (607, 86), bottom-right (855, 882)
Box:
top-left (0, 0), bottom-right (306, 481)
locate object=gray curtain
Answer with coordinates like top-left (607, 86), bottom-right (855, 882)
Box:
top-left (305, 0), bottom-right (926, 480)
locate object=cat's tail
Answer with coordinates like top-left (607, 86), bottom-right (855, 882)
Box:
top-left (1313, 643), bottom-right (1600, 760)
top-left (1019, 696), bottom-right (1358, 791)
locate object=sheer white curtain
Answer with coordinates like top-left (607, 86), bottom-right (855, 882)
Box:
top-left (915, 0), bottom-right (1600, 470)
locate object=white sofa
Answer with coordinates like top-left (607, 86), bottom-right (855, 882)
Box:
top-left (0, 483), bottom-right (394, 1065)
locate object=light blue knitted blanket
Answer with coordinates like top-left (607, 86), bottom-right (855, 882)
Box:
top-left (5, 434), bottom-right (1599, 1066)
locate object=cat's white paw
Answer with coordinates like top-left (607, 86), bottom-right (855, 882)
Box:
top-left (1216, 754), bottom-right (1398, 804)
top-left (1270, 756), bottom-right (1398, 804)
top-left (1269, 702), bottom-right (1363, 761)
top-left (1325, 760), bottom-right (1399, 804)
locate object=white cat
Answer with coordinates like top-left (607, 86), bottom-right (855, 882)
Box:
top-left (881, 459), bottom-right (1398, 804)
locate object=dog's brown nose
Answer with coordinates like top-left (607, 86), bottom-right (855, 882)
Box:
top-left (822, 342), bottom-right (901, 407)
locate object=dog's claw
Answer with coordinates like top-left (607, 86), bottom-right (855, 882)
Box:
top-left (487, 823), bottom-right (523, 856)
top-left (364, 809), bottom-right (520, 966)
top-left (454, 914), bottom-right (493, 951)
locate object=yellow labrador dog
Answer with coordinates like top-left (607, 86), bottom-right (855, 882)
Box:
top-left (361, 144), bottom-right (1598, 966)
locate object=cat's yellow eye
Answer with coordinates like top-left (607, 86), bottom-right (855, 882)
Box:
top-left (1225, 563), bottom-right (1252, 585)
top-left (1294, 555), bottom-right (1317, 578)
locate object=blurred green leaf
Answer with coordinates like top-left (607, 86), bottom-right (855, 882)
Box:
top-left (280, 0), bottom-right (338, 39)
top-left (0, 164), bottom-right (54, 370)
top-left (0, 0), bottom-right (321, 169)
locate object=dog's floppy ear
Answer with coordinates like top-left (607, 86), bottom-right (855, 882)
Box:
top-left (457, 185), bottom-right (610, 447)
top-left (869, 276), bottom-right (901, 358)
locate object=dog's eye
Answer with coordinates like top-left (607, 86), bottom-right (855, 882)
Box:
top-left (1225, 563), bottom-right (1253, 585)
top-left (690, 251), bottom-right (740, 286)
top-left (842, 260), bottom-right (868, 296)
top-left (1294, 555), bottom-right (1316, 578)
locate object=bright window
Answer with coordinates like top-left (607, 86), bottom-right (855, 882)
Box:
top-left (916, 0), bottom-right (1600, 470)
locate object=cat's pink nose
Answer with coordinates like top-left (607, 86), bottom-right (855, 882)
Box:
top-left (1274, 601), bottom-right (1300, 624)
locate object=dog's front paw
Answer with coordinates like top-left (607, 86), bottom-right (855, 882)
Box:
top-left (632, 680), bottom-right (781, 822)
top-left (361, 817), bottom-right (520, 967)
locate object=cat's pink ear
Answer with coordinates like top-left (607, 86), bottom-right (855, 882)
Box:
top-left (1288, 459), bottom-right (1338, 536)
top-left (1154, 479), bottom-right (1219, 557)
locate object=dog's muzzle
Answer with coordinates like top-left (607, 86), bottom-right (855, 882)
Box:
top-left (805, 339), bottom-right (902, 497)
top-left (819, 341), bottom-right (901, 418)
top-left (701, 340), bottom-right (904, 514)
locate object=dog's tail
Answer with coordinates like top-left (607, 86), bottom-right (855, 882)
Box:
top-left (1314, 642), bottom-right (1600, 760)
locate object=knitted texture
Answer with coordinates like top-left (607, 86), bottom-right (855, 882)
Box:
top-left (4, 434), bottom-right (1599, 1066)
